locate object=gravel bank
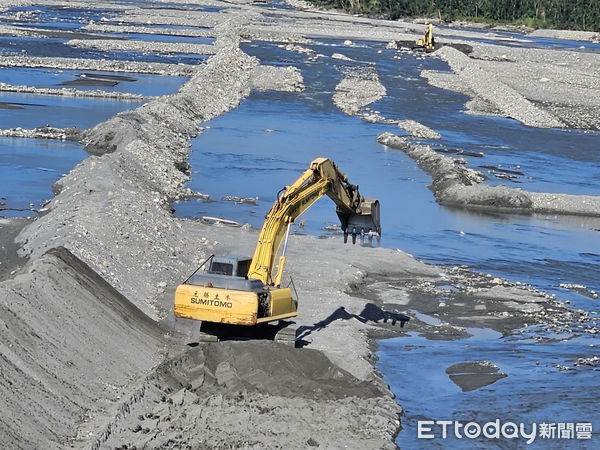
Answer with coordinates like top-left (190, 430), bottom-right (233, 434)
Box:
top-left (378, 132), bottom-right (600, 217)
top-left (82, 23), bottom-right (216, 38)
top-left (0, 81), bottom-right (149, 101)
top-left (0, 55), bottom-right (195, 76)
top-left (397, 119), bottom-right (441, 139)
top-left (333, 67), bottom-right (386, 116)
top-left (0, 126), bottom-right (82, 141)
top-left (423, 46), bottom-right (564, 128)
top-left (67, 38), bottom-right (217, 56)
top-left (528, 29), bottom-right (600, 42)
top-left (17, 45), bottom-right (261, 319)
top-left (424, 44), bottom-right (600, 130)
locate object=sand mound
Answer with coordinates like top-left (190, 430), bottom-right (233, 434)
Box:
top-left (0, 247), bottom-right (166, 449)
top-left (93, 341), bottom-right (399, 449)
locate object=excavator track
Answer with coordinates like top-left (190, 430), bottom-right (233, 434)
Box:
top-left (274, 324), bottom-right (298, 347)
top-left (189, 321), bottom-right (297, 346)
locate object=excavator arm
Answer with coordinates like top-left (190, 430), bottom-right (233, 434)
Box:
top-left (247, 157), bottom-right (381, 286)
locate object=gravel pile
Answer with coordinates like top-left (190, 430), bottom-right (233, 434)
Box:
top-left (250, 65), bottom-right (305, 91)
top-left (397, 119), bottom-right (441, 139)
top-left (93, 342), bottom-right (401, 449)
top-left (0, 248), bottom-right (166, 449)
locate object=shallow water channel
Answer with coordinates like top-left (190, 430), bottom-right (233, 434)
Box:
top-left (174, 37), bottom-right (600, 446)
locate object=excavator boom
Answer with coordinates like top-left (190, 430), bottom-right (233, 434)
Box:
top-left (247, 157), bottom-right (380, 285)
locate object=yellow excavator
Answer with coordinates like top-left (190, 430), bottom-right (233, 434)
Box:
top-left (415, 23), bottom-right (436, 52)
top-left (174, 157), bottom-right (381, 344)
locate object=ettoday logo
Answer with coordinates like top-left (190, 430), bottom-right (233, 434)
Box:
top-left (418, 420), bottom-right (593, 443)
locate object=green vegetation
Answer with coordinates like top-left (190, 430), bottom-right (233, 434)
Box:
top-left (308, 0), bottom-right (600, 31)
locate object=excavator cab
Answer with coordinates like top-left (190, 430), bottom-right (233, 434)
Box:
top-left (206, 255), bottom-right (251, 277)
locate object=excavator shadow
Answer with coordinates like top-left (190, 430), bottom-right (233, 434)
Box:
top-left (296, 304), bottom-right (410, 348)
top-left (189, 320), bottom-right (298, 347)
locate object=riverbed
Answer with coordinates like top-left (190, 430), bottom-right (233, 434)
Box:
top-left (1, 1), bottom-right (598, 447)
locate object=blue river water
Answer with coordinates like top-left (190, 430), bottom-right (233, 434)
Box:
top-left (0, 137), bottom-right (86, 215)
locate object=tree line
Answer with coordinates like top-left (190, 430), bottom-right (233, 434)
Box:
top-left (308, 0), bottom-right (600, 31)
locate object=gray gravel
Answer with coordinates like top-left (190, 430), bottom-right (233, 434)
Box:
top-left (528, 29), bottom-right (599, 42)
top-left (0, 247), bottom-right (167, 449)
top-left (67, 38), bottom-right (217, 56)
top-left (333, 67), bottom-right (386, 115)
top-left (0, 81), bottom-right (149, 100)
top-left (397, 119), bottom-right (441, 139)
top-left (82, 23), bottom-right (216, 38)
top-left (18, 44), bottom-right (261, 319)
top-left (0, 55), bottom-right (195, 76)
top-left (3, 1), bottom-right (600, 448)
top-left (3, 10), bottom-right (408, 447)
top-left (424, 46), bottom-right (565, 128)
top-left (424, 44), bottom-right (600, 130)
top-left (0, 126), bottom-right (82, 141)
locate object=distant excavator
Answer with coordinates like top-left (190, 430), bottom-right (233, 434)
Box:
top-left (174, 157), bottom-right (381, 344)
top-left (415, 23), bottom-right (436, 52)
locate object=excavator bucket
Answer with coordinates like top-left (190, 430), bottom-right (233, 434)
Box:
top-left (337, 198), bottom-right (381, 243)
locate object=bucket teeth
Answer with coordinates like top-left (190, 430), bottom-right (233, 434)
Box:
top-left (337, 199), bottom-right (381, 244)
